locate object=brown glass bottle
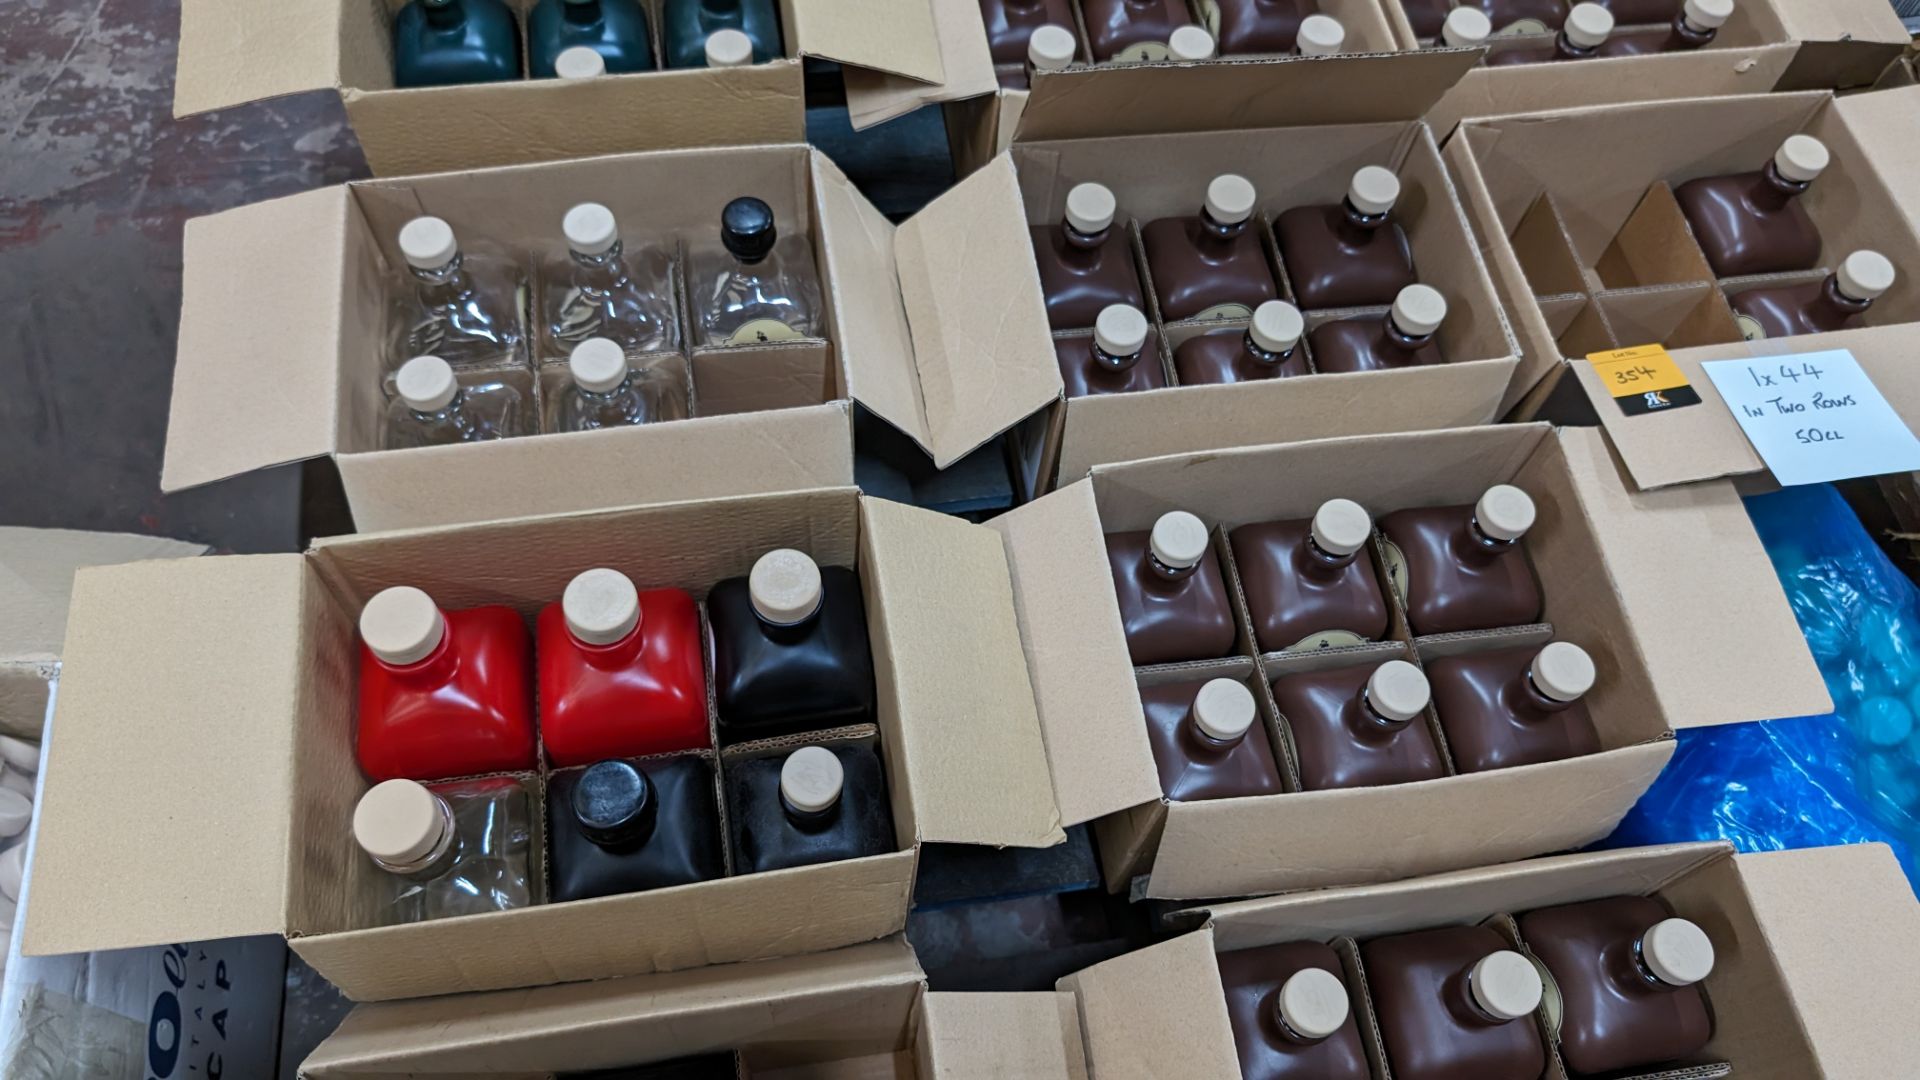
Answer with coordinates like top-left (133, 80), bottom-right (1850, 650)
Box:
top-left (1174, 300), bottom-right (1308, 384)
top-left (1486, 3), bottom-right (1611, 64)
top-left (1140, 677), bottom-right (1284, 801)
top-left (1231, 500), bottom-right (1390, 653)
top-left (1378, 486), bottom-right (1543, 636)
top-left (980, 0), bottom-right (1077, 66)
top-left (1427, 643), bottom-right (1601, 773)
top-left (1274, 167), bottom-right (1417, 310)
top-left (1032, 183), bottom-right (1146, 331)
top-left (1674, 134), bottom-right (1829, 278)
top-left (1142, 175), bottom-right (1279, 321)
top-left (1467, 0), bottom-right (1569, 33)
top-left (1218, 942), bottom-right (1372, 1080)
top-left (1309, 284), bottom-right (1447, 374)
top-left (1731, 250), bottom-right (1894, 340)
top-left (1271, 661), bottom-right (1446, 791)
top-left (1213, 0), bottom-right (1314, 53)
top-left (1058, 305), bottom-right (1165, 398)
top-left (1401, 0), bottom-right (1455, 39)
top-left (1599, 0), bottom-right (1724, 53)
top-left (1363, 926), bottom-right (1548, 1080)
top-left (1592, 0), bottom-right (1681, 23)
top-left (1082, 0), bottom-right (1193, 60)
top-left (1517, 897), bottom-right (1716, 1076)
top-left (1105, 511), bottom-right (1238, 666)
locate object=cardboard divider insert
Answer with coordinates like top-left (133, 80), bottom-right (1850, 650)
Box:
top-left (1510, 194), bottom-right (1592, 297)
top-left (1594, 184), bottom-right (1719, 291)
top-left (1535, 293), bottom-right (1591, 341)
top-left (1595, 284), bottom-right (1743, 350)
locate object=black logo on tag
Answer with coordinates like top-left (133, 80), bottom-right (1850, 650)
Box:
top-left (1617, 384), bottom-right (1702, 417)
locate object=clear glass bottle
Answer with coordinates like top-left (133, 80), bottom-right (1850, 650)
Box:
top-left (353, 776), bottom-right (536, 925)
top-left (548, 337), bottom-right (690, 432)
top-left (385, 355), bottom-right (528, 449)
top-left (690, 196), bottom-right (824, 346)
top-left (390, 215), bottom-right (526, 370)
top-left (542, 202), bottom-right (679, 357)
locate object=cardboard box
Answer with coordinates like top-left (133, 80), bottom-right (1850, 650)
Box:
top-left (297, 935), bottom-right (1094, 1078)
top-left (166, 142), bottom-right (1061, 532)
top-left (22, 490), bottom-right (1065, 1002)
top-left (1039, 842), bottom-right (1920, 1080)
top-left (987, 422), bottom-right (1829, 899)
top-left (172, 0), bottom-right (999, 175)
top-left (1445, 87), bottom-right (1920, 491)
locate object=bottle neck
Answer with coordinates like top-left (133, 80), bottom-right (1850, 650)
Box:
top-left (1091, 338), bottom-right (1144, 373)
top-left (1184, 710), bottom-right (1246, 753)
top-left (372, 619), bottom-right (457, 683)
top-left (1196, 207), bottom-right (1249, 254)
top-left (1383, 314), bottom-right (1433, 353)
top-left (1462, 967), bottom-right (1524, 1026)
top-left (1554, 32), bottom-right (1599, 60)
top-left (1271, 1005), bottom-right (1330, 1045)
top-left (1669, 12), bottom-right (1716, 47)
top-left (563, 0), bottom-right (604, 27)
top-left (782, 791), bottom-right (841, 831)
top-left (411, 252), bottom-right (467, 288)
top-left (1463, 513), bottom-right (1522, 555)
top-left (1062, 219), bottom-right (1109, 254)
top-left (1355, 686), bottom-right (1414, 732)
top-left (579, 794), bottom-right (658, 851)
top-left (1510, 671), bottom-right (1574, 718)
top-left (423, 0), bottom-right (467, 31)
top-left (1752, 162), bottom-right (1810, 212)
top-left (575, 371), bottom-right (637, 404)
top-left (756, 601), bottom-right (822, 640)
top-left (1818, 273), bottom-right (1875, 320)
top-left (1336, 198), bottom-right (1389, 243)
top-left (1628, 936), bottom-right (1686, 991)
top-left (570, 620), bottom-right (645, 668)
top-left (1242, 331), bottom-right (1295, 369)
top-left (412, 387), bottom-right (475, 428)
top-left (701, 0), bottom-right (744, 16)
top-left (1146, 550), bottom-right (1200, 583)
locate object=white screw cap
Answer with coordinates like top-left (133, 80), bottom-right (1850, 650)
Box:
top-left (0, 736), bottom-right (39, 776)
top-left (1683, 0), bottom-right (1734, 29)
top-left (570, 337), bottom-right (630, 394)
top-left (1095, 304), bottom-right (1150, 357)
top-left (1029, 24), bottom-right (1077, 70)
top-left (563, 568), bottom-right (641, 646)
top-left (1192, 678), bottom-right (1257, 741)
top-left (0, 844), bottom-right (23, 903)
top-left (1442, 6), bottom-right (1492, 46)
top-left (1564, 3), bottom-right (1614, 47)
top-left (1205, 174), bottom-right (1257, 225)
top-left (1348, 166), bottom-right (1401, 217)
top-left (1066, 182), bottom-right (1117, 234)
top-left (563, 202), bottom-right (619, 256)
top-left (781, 746), bottom-right (845, 814)
top-left (1642, 918), bottom-right (1716, 986)
top-left (705, 28), bottom-right (754, 68)
top-left (353, 779), bottom-right (449, 866)
top-left (1151, 511), bottom-right (1211, 571)
top-left (1774, 134), bottom-right (1829, 183)
top-left (555, 45), bottom-right (606, 79)
top-left (1297, 14), bottom-right (1346, 55)
top-left (1312, 498), bottom-right (1373, 557)
top-left (1367, 660), bottom-right (1431, 723)
top-left (1250, 300), bottom-right (1305, 354)
top-left (1471, 951), bottom-right (1544, 1021)
top-left (360, 586), bottom-right (445, 667)
top-left (1391, 284), bottom-right (1448, 337)
top-left (750, 549), bottom-right (824, 625)
top-left (0, 791), bottom-right (30, 840)
top-left (1531, 642), bottom-right (1596, 702)
top-left (396, 355), bottom-right (458, 413)
top-left (1169, 25), bottom-right (1216, 60)
top-left (1838, 250), bottom-right (1896, 302)
top-left (398, 215), bottom-right (459, 270)
top-left (1476, 485), bottom-right (1537, 542)
top-left (1277, 968), bottom-right (1350, 1040)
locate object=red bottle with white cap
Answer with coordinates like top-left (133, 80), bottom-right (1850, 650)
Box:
top-left (538, 568), bottom-right (710, 765)
top-left (355, 586), bottom-right (535, 782)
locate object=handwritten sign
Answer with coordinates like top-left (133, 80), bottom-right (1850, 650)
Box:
top-left (1587, 345), bottom-right (1701, 416)
top-left (1701, 349), bottom-right (1920, 486)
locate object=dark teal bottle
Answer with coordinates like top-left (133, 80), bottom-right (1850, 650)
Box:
top-left (393, 0), bottom-right (524, 88)
top-left (661, 0), bottom-right (783, 68)
top-left (529, 0), bottom-right (657, 77)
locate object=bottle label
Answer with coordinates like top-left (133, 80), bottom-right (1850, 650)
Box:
top-left (1193, 302), bottom-right (1254, 321)
top-left (1492, 18), bottom-right (1549, 36)
top-left (726, 319), bottom-right (804, 346)
top-left (1379, 537), bottom-right (1410, 607)
top-left (1736, 314), bottom-right (1767, 341)
top-left (1281, 629), bottom-right (1370, 652)
top-left (1115, 41), bottom-right (1173, 62)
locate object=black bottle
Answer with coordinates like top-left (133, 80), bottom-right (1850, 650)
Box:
top-left (707, 549), bottom-right (877, 741)
top-left (727, 743), bottom-right (895, 873)
top-left (547, 757), bottom-right (726, 903)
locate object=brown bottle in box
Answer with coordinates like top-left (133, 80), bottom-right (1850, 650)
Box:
top-left (1210, 0), bottom-right (1313, 53)
top-left (1379, 485), bottom-right (1544, 636)
top-left (1402, 0), bottom-right (1459, 39)
top-left (1599, 0), bottom-right (1728, 53)
top-left (1486, 2), bottom-right (1611, 64)
top-left (1675, 134), bottom-right (1829, 277)
top-left (1731, 249), bottom-right (1894, 340)
top-left (1363, 926), bottom-right (1548, 1080)
top-left (1271, 660), bottom-right (1446, 790)
top-left (979, 0), bottom-right (1076, 66)
top-left (1218, 941), bottom-right (1372, 1080)
top-left (1031, 182), bottom-right (1146, 331)
top-left (1143, 174), bottom-right (1280, 321)
top-left (1274, 166), bottom-right (1418, 310)
top-left (1106, 511), bottom-right (1239, 666)
top-left (1517, 897), bottom-right (1716, 1076)
top-left (1057, 305), bottom-right (1165, 398)
top-left (1173, 300), bottom-right (1308, 384)
top-left (1004, 22), bottom-right (1079, 88)
top-left (1309, 284), bottom-right (1447, 373)
top-left (1082, 0), bottom-right (1194, 60)
top-left (1467, 0), bottom-right (1570, 33)
top-left (1438, 7), bottom-right (1493, 46)
top-left (1140, 677), bottom-right (1284, 800)
top-left (1592, 0), bottom-right (1682, 21)
top-left (1428, 642), bottom-right (1601, 773)
top-left (1231, 499), bottom-right (1391, 652)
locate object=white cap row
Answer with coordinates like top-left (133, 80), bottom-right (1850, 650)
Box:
top-left (1064, 166), bottom-right (1401, 236)
top-left (555, 30), bottom-right (754, 79)
top-left (1029, 16), bottom-right (1344, 69)
top-left (1085, 298), bottom-right (1310, 359)
top-left (396, 334), bottom-right (650, 412)
top-left (1152, 491), bottom-right (1531, 576)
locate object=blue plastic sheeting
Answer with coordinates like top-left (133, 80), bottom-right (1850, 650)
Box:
top-left (1598, 483), bottom-right (1920, 889)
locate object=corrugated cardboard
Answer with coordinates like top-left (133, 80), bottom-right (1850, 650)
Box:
top-left (992, 424), bottom-right (1827, 898)
top-left (1446, 87), bottom-right (1920, 490)
top-left (24, 490), bottom-right (1064, 1001)
top-left (172, 0), bottom-right (989, 174)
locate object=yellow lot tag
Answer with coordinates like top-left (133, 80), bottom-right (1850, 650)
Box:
top-left (1587, 345), bottom-right (1701, 415)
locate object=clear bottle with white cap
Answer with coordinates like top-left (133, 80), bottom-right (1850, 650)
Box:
top-left (1730, 248), bottom-right (1896, 340)
top-left (543, 201), bottom-right (678, 356)
top-left (1059, 304), bottom-right (1166, 397)
top-left (549, 336), bottom-right (689, 431)
top-left (1308, 283), bottom-right (1447, 374)
top-left (385, 354), bottom-right (527, 449)
top-left (708, 549), bottom-right (878, 738)
top-left (726, 743), bottom-right (896, 872)
top-left (1378, 484), bottom-right (1545, 636)
top-left (1363, 926), bottom-right (1548, 1080)
top-left (661, 0), bottom-right (781, 68)
top-left (690, 195), bottom-right (824, 345)
top-left (353, 776), bottom-right (535, 923)
top-left (1675, 133), bottom-right (1830, 277)
top-left (1426, 640), bottom-right (1602, 773)
top-left (1107, 510), bottom-right (1239, 666)
top-left (1031, 180), bottom-right (1146, 331)
top-left (1142, 174), bottom-right (1280, 321)
top-left (1274, 164), bottom-right (1417, 310)
top-left (528, 0), bottom-right (655, 79)
top-left (1229, 498), bottom-right (1392, 652)
top-left (390, 214), bottom-right (525, 371)
top-left (1171, 300), bottom-right (1309, 384)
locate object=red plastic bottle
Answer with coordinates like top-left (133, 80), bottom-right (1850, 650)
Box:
top-left (538, 568), bottom-right (711, 766)
top-left (356, 586), bottom-right (536, 782)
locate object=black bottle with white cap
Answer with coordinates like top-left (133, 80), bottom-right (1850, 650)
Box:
top-left (726, 743), bottom-right (896, 873)
top-left (707, 548), bottom-right (877, 740)
top-left (392, 214), bottom-right (524, 369)
top-left (1057, 304), bottom-right (1166, 397)
top-left (1363, 926), bottom-right (1548, 1080)
top-left (548, 201), bottom-right (678, 355)
top-left (1487, 1), bottom-right (1612, 64)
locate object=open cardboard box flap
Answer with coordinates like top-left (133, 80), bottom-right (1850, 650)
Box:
top-left (919, 991), bottom-right (1090, 1079)
top-left (1055, 929), bottom-right (1241, 1080)
top-left (837, 0), bottom-right (1000, 131)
